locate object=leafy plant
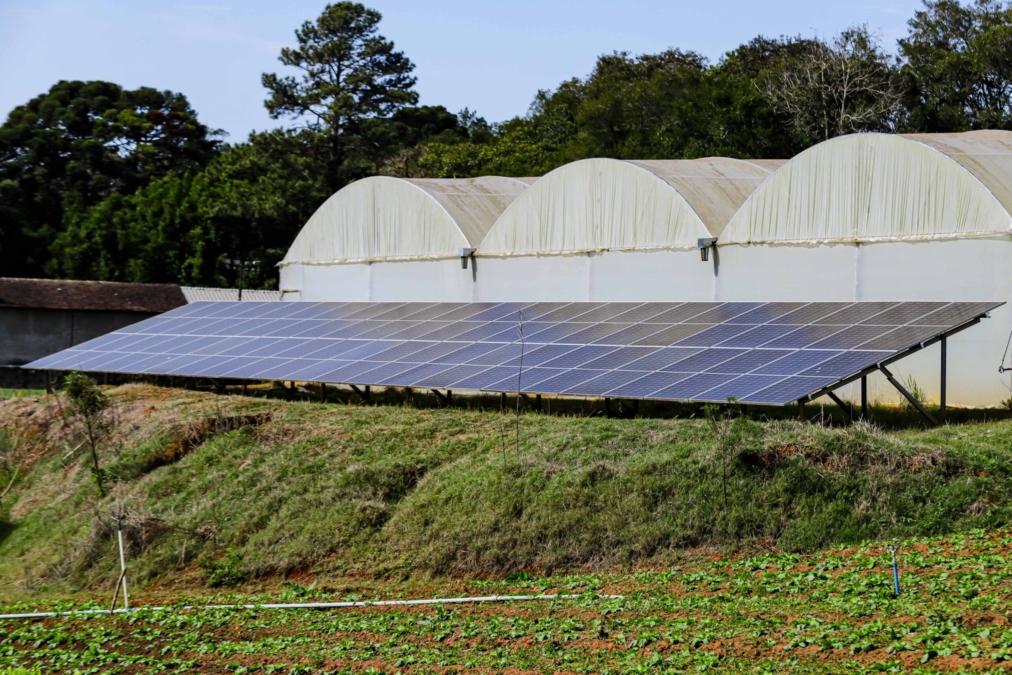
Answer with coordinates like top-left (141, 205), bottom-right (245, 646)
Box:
top-left (63, 372), bottom-right (110, 497)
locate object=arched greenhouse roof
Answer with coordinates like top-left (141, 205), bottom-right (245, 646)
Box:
top-left (477, 157), bottom-right (780, 257)
top-left (281, 176), bottom-right (533, 266)
top-left (720, 130), bottom-right (1012, 245)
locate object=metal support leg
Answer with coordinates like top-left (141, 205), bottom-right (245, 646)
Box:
top-left (535, 394), bottom-right (541, 411)
top-left (349, 384), bottom-right (370, 402)
top-left (605, 397), bottom-right (611, 417)
top-left (500, 392), bottom-right (506, 409)
top-left (519, 392), bottom-right (539, 409)
top-left (320, 382), bottom-right (326, 403)
top-left (431, 389), bottom-right (450, 405)
top-left (45, 371), bottom-right (52, 395)
top-left (826, 390), bottom-right (854, 421)
top-left (405, 387), bottom-right (413, 405)
top-left (940, 337), bottom-right (947, 423)
top-left (878, 365), bottom-right (938, 427)
top-left (860, 376), bottom-right (868, 420)
top-left (242, 380), bottom-right (247, 396)
top-left (798, 400), bottom-right (807, 421)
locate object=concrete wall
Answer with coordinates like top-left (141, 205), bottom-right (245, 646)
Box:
top-left (1, 308), bottom-right (157, 387)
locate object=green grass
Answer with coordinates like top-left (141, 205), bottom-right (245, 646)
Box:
top-left (3, 384), bottom-right (1012, 594)
top-left (3, 529), bottom-right (1012, 673)
top-left (0, 389), bottom-right (43, 400)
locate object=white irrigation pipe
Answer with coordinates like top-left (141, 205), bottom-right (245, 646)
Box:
top-left (0, 593), bottom-right (624, 621)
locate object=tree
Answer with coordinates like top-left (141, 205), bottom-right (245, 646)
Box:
top-left (64, 372), bottom-right (110, 498)
top-left (758, 27), bottom-right (905, 145)
top-left (0, 80), bottom-right (220, 278)
top-left (901, 0), bottom-right (1012, 131)
top-left (261, 2), bottom-right (419, 191)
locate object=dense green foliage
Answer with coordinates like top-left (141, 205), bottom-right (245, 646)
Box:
top-left (4, 1), bottom-right (1012, 285)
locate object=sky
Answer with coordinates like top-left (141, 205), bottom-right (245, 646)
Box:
top-left (1, 0), bottom-right (927, 142)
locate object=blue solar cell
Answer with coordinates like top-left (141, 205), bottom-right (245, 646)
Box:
top-left (660, 348), bottom-right (745, 372)
top-left (337, 341), bottom-right (395, 361)
top-left (675, 323), bottom-right (754, 347)
top-left (241, 319), bottom-right (295, 337)
top-left (264, 320), bottom-right (329, 338)
top-left (399, 342), bottom-right (470, 362)
top-left (716, 324), bottom-right (799, 348)
top-left (595, 323), bottom-right (669, 345)
top-left (158, 301), bottom-right (212, 319)
top-left (526, 323), bottom-right (592, 343)
top-left (452, 322), bottom-right (513, 342)
top-left (365, 341), bottom-right (433, 362)
top-left (435, 303), bottom-right (501, 321)
top-left (290, 321), bottom-right (344, 338)
top-left (858, 302), bottom-right (947, 326)
top-left (608, 303), bottom-right (678, 323)
top-left (315, 361), bottom-right (374, 383)
top-left (446, 366), bottom-right (518, 390)
top-left (583, 346), bottom-right (659, 369)
top-left (633, 324), bottom-right (714, 346)
top-left (531, 369), bottom-right (605, 394)
top-left (32, 350), bottom-right (105, 370)
top-left (286, 359), bottom-right (354, 381)
top-left (467, 303), bottom-right (536, 322)
top-left (572, 304), bottom-right (643, 322)
top-left (253, 358), bottom-right (318, 380)
top-left (647, 303), bottom-right (721, 323)
top-left (532, 303), bottom-right (605, 322)
top-left (204, 319), bottom-right (257, 336)
top-left (299, 340), bottom-right (356, 360)
top-left (64, 332), bottom-right (131, 352)
top-left (175, 302), bottom-right (240, 319)
top-left (751, 350), bottom-right (841, 376)
top-left (745, 376), bottom-right (833, 404)
top-left (726, 302), bottom-right (807, 324)
top-left (480, 326), bottom-right (525, 343)
top-left (807, 325), bottom-right (893, 350)
top-left (282, 303), bottom-right (343, 320)
top-left (304, 303), bottom-right (365, 320)
top-left (375, 362), bottom-right (454, 386)
top-left (538, 345), bottom-right (619, 369)
top-left (500, 302), bottom-right (571, 321)
top-left (562, 323), bottom-right (633, 344)
top-left (798, 351), bottom-right (892, 378)
top-left (242, 338), bottom-right (309, 358)
top-left (485, 367), bottom-right (566, 392)
top-left (503, 344), bottom-right (579, 367)
top-left (175, 337), bottom-right (240, 356)
top-left (166, 355), bottom-right (240, 376)
top-left (465, 343), bottom-right (526, 366)
top-left (91, 351), bottom-right (168, 373)
top-left (705, 349), bottom-right (792, 374)
top-left (431, 343), bottom-right (499, 364)
top-left (128, 335), bottom-right (180, 353)
top-left (606, 372), bottom-right (694, 398)
top-left (770, 303), bottom-right (852, 325)
top-left (813, 302), bottom-right (898, 325)
top-left (414, 322), bottom-right (485, 341)
top-left (218, 337), bottom-right (285, 357)
top-left (230, 319), bottom-right (275, 336)
top-left (275, 340), bottom-right (335, 358)
top-left (132, 317), bottom-right (192, 334)
top-left (697, 375), bottom-right (786, 402)
top-left (259, 302), bottom-right (325, 320)
top-left (564, 369), bottom-right (648, 395)
top-left (651, 373), bottom-right (737, 401)
top-left (397, 303), bottom-right (466, 320)
top-left (618, 347), bottom-right (703, 371)
top-left (129, 353), bottom-right (187, 373)
top-left (225, 302), bottom-right (279, 319)
top-left (761, 325), bottom-right (847, 349)
top-left (86, 333), bottom-right (151, 353)
top-left (136, 336), bottom-right (203, 354)
top-left (313, 320), bottom-right (364, 339)
top-left (414, 364), bottom-right (491, 388)
top-left (385, 321), bottom-right (452, 339)
top-left (689, 303), bottom-right (763, 323)
top-left (204, 357), bottom-right (263, 377)
top-left (369, 303), bottom-right (438, 320)
top-left (145, 354), bottom-right (209, 375)
top-left (353, 321), bottom-right (421, 339)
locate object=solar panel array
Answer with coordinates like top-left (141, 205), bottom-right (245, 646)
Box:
top-left (26, 301), bottom-right (1000, 405)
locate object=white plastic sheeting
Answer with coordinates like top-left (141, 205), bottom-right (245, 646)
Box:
top-left (479, 158), bottom-right (780, 256)
top-left (281, 176), bottom-right (533, 266)
top-left (721, 131), bottom-right (1012, 245)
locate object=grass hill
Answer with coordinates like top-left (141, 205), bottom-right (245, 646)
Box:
top-left (1, 384), bottom-right (1012, 594)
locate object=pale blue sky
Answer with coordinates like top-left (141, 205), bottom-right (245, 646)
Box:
top-left (1, 0), bottom-right (926, 142)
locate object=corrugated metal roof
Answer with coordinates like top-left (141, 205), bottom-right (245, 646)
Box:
top-left (180, 287), bottom-right (281, 302)
top-left (0, 278), bottom-right (186, 312)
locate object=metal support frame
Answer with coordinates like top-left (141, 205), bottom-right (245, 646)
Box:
top-left (319, 382), bottom-right (326, 403)
top-left (825, 390), bottom-right (854, 421)
top-left (349, 384), bottom-right (370, 402)
top-left (860, 376), bottom-right (868, 420)
top-left (431, 389), bottom-right (452, 405)
top-left (241, 380), bottom-right (248, 397)
top-left (405, 387), bottom-right (414, 405)
top-left (940, 336), bottom-right (947, 423)
top-left (798, 400), bottom-right (807, 421)
top-left (45, 371), bottom-right (52, 395)
top-left (878, 364), bottom-right (938, 427)
top-left (519, 392), bottom-right (541, 411)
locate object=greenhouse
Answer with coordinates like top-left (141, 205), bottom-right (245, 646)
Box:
top-left (279, 175), bottom-right (534, 302)
top-left (715, 131), bottom-right (1012, 406)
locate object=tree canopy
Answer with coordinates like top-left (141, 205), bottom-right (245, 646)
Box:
top-left (4, 0), bottom-right (1012, 287)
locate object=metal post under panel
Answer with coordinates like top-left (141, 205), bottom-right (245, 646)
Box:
top-left (861, 376), bottom-right (868, 420)
top-left (320, 382), bottom-right (326, 403)
top-left (940, 337), bottom-right (947, 423)
top-left (798, 400), bottom-right (806, 422)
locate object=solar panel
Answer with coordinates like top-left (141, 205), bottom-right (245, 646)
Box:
top-left (31, 301), bottom-right (1001, 407)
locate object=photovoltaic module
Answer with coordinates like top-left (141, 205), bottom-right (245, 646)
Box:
top-left (25, 301), bottom-right (1001, 406)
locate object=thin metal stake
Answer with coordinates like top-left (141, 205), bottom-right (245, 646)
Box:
top-left (861, 376), bottom-right (868, 420)
top-left (886, 543), bottom-right (901, 597)
top-left (113, 515), bottom-right (129, 609)
top-left (940, 337), bottom-right (947, 423)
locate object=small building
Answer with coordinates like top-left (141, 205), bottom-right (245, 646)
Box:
top-left (0, 278), bottom-right (186, 388)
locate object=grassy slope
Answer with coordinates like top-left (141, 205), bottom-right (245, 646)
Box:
top-left (2, 384), bottom-right (1012, 593)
